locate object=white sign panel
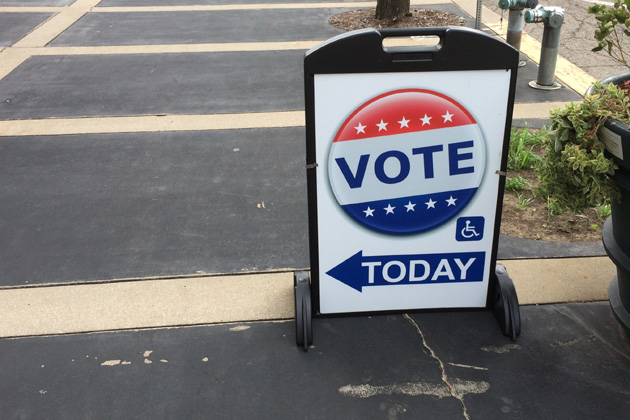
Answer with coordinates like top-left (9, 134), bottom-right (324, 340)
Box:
top-left (314, 70), bottom-right (512, 314)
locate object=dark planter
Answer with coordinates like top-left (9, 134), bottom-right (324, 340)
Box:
top-left (589, 72), bottom-right (630, 170)
top-left (603, 171), bottom-right (630, 333)
top-left (590, 72), bottom-right (630, 332)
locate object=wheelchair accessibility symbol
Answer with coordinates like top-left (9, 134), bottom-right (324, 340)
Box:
top-left (456, 217), bottom-right (485, 241)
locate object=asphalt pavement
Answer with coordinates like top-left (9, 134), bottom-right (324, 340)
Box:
top-left (1, 0), bottom-right (629, 418)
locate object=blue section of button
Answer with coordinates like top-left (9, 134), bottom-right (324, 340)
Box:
top-left (341, 188), bottom-right (477, 235)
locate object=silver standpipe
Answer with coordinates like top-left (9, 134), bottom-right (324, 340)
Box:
top-left (498, 0), bottom-right (539, 67)
top-left (525, 6), bottom-right (565, 90)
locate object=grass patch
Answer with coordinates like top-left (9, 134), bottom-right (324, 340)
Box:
top-left (507, 127), bottom-right (544, 171)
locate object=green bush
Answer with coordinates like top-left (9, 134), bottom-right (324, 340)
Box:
top-left (535, 82), bottom-right (629, 213)
top-left (589, 0), bottom-right (630, 69)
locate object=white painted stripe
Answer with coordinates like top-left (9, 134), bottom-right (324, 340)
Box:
top-left (503, 257), bottom-right (615, 305)
top-left (0, 7), bottom-right (64, 12)
top-left (25, 41), bottom-right (321, 56)
top-left (0, 0), bottom-right (443, 13)
top-left (0, 48), bottom-right (32, 80)
top-left (91, 0), bottom-right (448, 12)
top-left (512, 102), bottom-right (574, 120)
top-left (0, 257), bottom-right (615, 338)
top-left (0, 273), bottom-right (295, 338)
top-left (0, 103), bottom-right (569, 137)
top-left (0, 111), bottom-right (305, 137)
top-left (95, 2), bottom-right (376, 12)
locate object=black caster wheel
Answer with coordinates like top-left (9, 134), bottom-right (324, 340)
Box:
top-left (492, 264), bottom-right (521, 340)
top-left (294, 271), bottom-right (313, 351)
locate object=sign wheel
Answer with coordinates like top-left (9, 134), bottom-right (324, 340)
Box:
top-left (294, 271), bottom-right (313, 351)
top-left (492, 264), bottom-right (521, 340)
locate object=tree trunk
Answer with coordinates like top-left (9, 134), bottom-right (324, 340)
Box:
top-left (375, 0), bottom-right (410, 20)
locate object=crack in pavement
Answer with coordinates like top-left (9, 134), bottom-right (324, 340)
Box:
top-left (403, 314), bottom-right (471, 420)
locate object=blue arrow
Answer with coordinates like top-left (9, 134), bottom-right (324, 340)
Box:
top-left (326, 250), bottom-right (486, 293)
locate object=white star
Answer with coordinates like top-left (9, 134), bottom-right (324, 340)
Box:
top-left (425, 198), bottom-right (437, 209)
top-left (363, 206), bottom-right (375, 217)
top-left (384, 204), bottom-right (395, 214)
top-left (442, 110), bottom-right (454, 123)
top-left (398, 116), bottom-right (410, 128)
top-left (376, 120), bottom-right (388, 132)
top-left (354, 122), bottom-right (366, 134)
top-left (404, 201), bottom-right (416, 212)
top-left (420, 114), bottom-right (432, 126)
top-left (446, 196), bottom-right (457, 206)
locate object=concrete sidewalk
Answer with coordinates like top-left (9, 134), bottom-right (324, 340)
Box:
top-left (1, 0), bottom-right (629, 418)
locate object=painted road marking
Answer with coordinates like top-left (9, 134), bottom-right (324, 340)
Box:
top-left (0, 0), bottom-right (448, 13)
top-left (0, 257), bottom-right (616, 338)
top-left (0, 111), bottom-right (305, 136)
top-left (0, 103), bottom-right (569, 137)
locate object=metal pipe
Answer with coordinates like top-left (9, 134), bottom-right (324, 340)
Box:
top-left (498, 0), bottom-right (538, 67)
top-left (476, 0), bottom-right (483, 30)
top-left (525, 6), bottom-right (564, 89)
top-left (506, 8), bottom-right (525, 51)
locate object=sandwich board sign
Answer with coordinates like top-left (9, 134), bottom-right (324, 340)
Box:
top-left (295, 27), bottom-right (520, 348)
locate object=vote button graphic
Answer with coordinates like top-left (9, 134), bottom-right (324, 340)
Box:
top-left (328, 89), bottom-right (486, 235)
